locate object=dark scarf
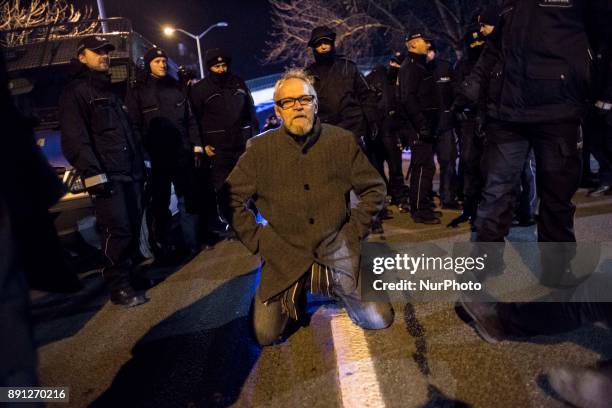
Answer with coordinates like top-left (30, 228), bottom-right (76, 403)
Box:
top-left (283, 117), bottom-right (322, 153)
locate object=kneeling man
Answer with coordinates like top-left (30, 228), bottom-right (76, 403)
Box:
top-left (221, 69), bottom-right (394, 346)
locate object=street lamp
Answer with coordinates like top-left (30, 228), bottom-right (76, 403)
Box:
top-left (163, 21), bottom-right (229, 79)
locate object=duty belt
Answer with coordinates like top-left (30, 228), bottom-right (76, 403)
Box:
top-left (595, 101), bottom-right (612, 111)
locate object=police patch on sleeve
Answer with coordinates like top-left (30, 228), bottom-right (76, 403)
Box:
top-left (538, 0), bottom-right (573, 7)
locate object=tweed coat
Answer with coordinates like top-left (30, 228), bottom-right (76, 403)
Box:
top-left (222, 120), bottom-right (386, 302)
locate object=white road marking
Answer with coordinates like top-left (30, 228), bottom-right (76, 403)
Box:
top-left (329, 311), bottom-right (386, 408)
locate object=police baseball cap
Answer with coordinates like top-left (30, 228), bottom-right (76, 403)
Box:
top-left (405, 31), bottom-right (428, 42)
top-left (76, 36), bottom-right (115, 56)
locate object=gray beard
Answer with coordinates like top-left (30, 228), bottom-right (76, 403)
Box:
top-left (286, 121), bottom-right (313, 137)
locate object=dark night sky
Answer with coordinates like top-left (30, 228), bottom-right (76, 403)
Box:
top-left (80, 0), bottom-right (281, 79)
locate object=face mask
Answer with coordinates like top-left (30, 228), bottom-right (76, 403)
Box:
top-left (210, 70), bottom-right (229, 83)
top-left (313, 46), bottom-right (335, 63)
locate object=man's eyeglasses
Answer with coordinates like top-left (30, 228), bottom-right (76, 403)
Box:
top-left (275, 95), bottom-right (316, 110)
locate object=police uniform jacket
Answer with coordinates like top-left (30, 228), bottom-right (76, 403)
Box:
top-left (397, 52), bottom-right (437, 133)
top-left (222, 120), bottom-right (386, 302)
top-left (125, 74), bottom-right (197, 159)
top-left (189, 73), bottom-right (259, 152)
top-left (59, 60), bottom-right (144, 187)
top-left (427, 57), bottom-right (454, 131)
top-left (462, 0), bottom-right (611, 123)
top-left (307, 57), bottom-right (380, 138)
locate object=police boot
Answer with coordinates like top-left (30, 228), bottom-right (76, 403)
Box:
top-left (447, 213), bottom-right (471, 228)
top-left (110, 287), bottom-right (149, 308)
top-left (412, 211), bottom-right (441, 225)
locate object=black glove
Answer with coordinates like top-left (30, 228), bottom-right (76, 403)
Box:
top-left (87, 181), bottom-right (113, 198)
top-left (451, 100), bottom-right (470, 122)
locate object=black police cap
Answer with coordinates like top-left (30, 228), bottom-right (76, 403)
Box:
top-left (405, 31), bottom-right (428, 42)
top-left (479, 5), bottom-right (501, 26)
top-left (205, 48), bottom-right (232, 68)
top-left (76, 36), bottom-right (115, 56)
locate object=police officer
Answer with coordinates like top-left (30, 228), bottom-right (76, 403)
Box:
top-left (427, 42), bottom-right (460, 209)
top-left (125, 47), bottom-right (200, 261)
top-left (365, 53), bottom-right (409, 209)
top-left (305, 26), bottom-right (380, 146)
top-left (306, 26), bottom-right (384, 232)
top-left (189, 48), bottom-right (259, 234)
top-left (463, 0), bottom-right (610, 246)
top-left (59, 37), bottom-right (148, 307)
top-left (448, 26), bottom-right (487, 228)
top-left (397, 32), bottom-right (441, 224)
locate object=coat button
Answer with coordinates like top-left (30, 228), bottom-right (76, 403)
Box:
top-left (309, 218), bottom-right (315, 224)
top-left (304, 184), bottom-right (310, 191)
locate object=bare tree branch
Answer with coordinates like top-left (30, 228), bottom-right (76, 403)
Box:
top-left (1, 0), bottom-right (96, 47)
top-left (264, 0), bottom-right (487, 65)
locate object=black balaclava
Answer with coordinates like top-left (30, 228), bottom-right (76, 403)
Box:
top-left (313, 42), bottom-right (336, 64)
top-left (209, 69), bottom-right (229, 84)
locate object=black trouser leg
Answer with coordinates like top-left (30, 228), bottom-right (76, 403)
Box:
top-left (584, 111), bottom-right (612, 185)
top-left (93, 180), bottom-right (143, 292)
top-left (458, 119), bottom-right (484, 218)
top-left (435, 129), bottom-right (458, 205)
top-left (516, 149), bottom-right (537, 222)
top-left (531, 122), bottom-right (581, 242)
top-left (365, 136), bottom-right (388, 185)
top-left (475, 121), bottom-right (529, 242)
top-left (211, 152), bottom-right (242, 228)
top-left (150, 161), bottom-right (173, 245)
top-left (498, 302), bottom-right (612, 337)
top-left (409, 140), bottom-right (435, 214)
top-left (381, 134), bottom-right (406, 202)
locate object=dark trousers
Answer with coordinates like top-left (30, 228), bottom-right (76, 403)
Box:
top-left (498, 302), bottom-right (612, 337)
top-left (583, 109), bottom-right (612, 185)
top-left (92, 180), bottom-right (143, 291)
top-left (515, 150), bottom-right (537, 222)
top-left (252, 267), bottom-right (394, 346)
top-left (435, 129), bottom-right (458, 205)
top-left (149, 155), bottom-right (189, 246)
top-left (209, 151), bottom-right (243, 230)
top-left (364, 135), bottom-right (388, 185)
top-left (381, 118), bottom-right (408, 203)
top-left (476, 119), bottom-right (581, 243)
top-left (457, 118), bottom-right (485, 217)
top-left (408, 138), bottom-right (436, 214)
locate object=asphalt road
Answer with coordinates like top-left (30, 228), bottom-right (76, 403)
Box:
top-left (32, 191), bottom-right (612, 408)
